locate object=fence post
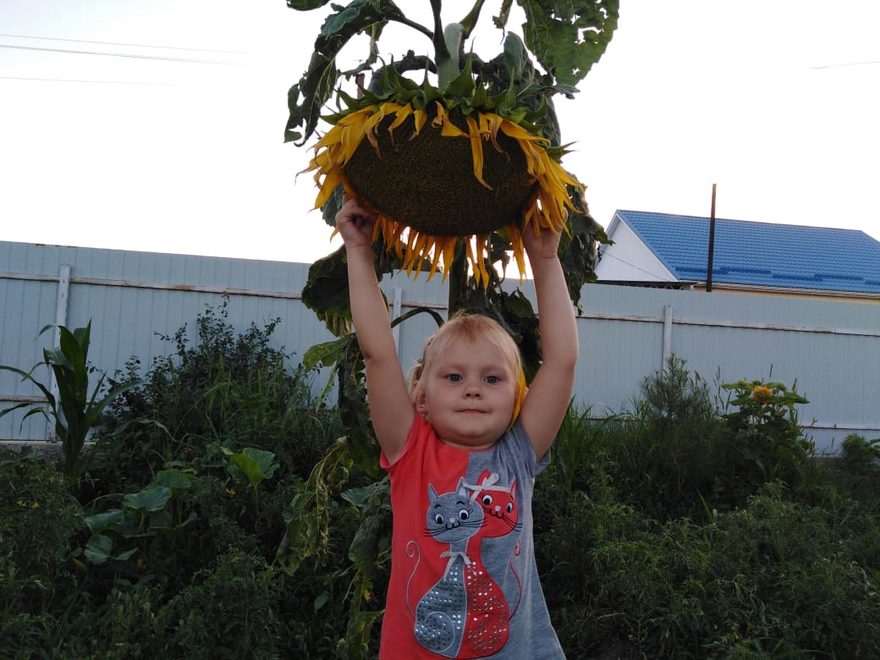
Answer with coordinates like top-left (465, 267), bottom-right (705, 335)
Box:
top-left (47, 264), bottom-right (71, 441)
top-left (662, 304), bottom-right (673, 368)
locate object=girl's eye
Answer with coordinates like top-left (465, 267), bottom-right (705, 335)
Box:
top-left (446, 373), bottom-right (462, 382)
top-left (484, 375), bottom-right (500, 384)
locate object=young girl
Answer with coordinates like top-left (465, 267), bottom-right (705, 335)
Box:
top-left (337, 195), bottom-right (578, 659)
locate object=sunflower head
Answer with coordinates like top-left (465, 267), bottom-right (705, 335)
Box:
top-left (306, 99), bottom-right (582, 286)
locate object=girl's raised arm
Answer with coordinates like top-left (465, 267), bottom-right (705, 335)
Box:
top-left (517, 227), bottom-right (579, 459)
top-left (337, 197), bottom-right (413, 462)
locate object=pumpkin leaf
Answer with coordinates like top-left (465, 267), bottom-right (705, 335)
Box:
top-left (123, 485), bottom-right (172, 513)
top-left (152, 469), bottom-right (195, 496)
top-left (83, 509), bottom-right (125, 534)
top-left (223, 447), bottom-right (279, 487)
top-left (84, 534), bottom-right (114, 565)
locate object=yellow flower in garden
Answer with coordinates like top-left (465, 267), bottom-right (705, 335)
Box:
top-left (305, 100), bottom-right (581, 287)
top-left (751, 385), bottom-right (774, 404)
top-left (225, 487), bottom-right (237, 497)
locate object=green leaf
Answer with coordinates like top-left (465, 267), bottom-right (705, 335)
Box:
top-left (341, 480), bottom-right (386, 508)
top-left (303, 335), bottom-right (356, 371)
top-left (558, 184), bottom-right (607, 311)
top-left (314, 592), bottom-right (330, 611)
top-left (115, 548), bottom-right (138, 561)
top-left (223, 447), bottom-right (278, 487)
top-left (301, 247), bottom-right (354, 337)
top-left (286, 0), bottom-right (406, 144)
top-left (152, 469), bottom-right (195, 494)
top-left (517, 0), bottom-right (619, 86)
top-left (149, 510), bottom-right (174, 531)
top-left (493, 0), bottom-right (514, 29)
top-left (123, 485), bottom-right (173, 513)
top-left (287, 0), bottom-right (332, 9)
top-left (285, 53), bottom-right (339, 145)
top-left (84, 533), bottom-right (113, 565)
top-left (83, 509), bottom-right (125, 533)
top-left (443, 54), bottom-right (475, 98)
top-left (276, 439), bottom-right (353, 574)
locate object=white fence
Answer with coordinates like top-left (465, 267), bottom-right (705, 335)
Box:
top-left (2, 240), bottom-right (879, 452)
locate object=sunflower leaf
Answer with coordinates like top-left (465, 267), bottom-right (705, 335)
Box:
top-left (558, 185), bottom-right (609, 312)
top-left (285, 0), bottom-right (404, 144)
top-left (517, 0), bottom-right (619, 87)
top-left (287, 0), bottom-right (333, 9)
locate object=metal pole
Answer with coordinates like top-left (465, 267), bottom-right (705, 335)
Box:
top-left (706, 184), bottom-right (717, 292)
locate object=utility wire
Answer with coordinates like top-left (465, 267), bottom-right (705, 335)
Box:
top-left (0, 75), bottom-right (188, 86)
top-left (601, 251), bottom-right (673, 280)
top-left (0, 32), bottom-right (255, 56)
top-left (812, 60), bottom-right (880, 70)
top-left (0, 43), bottom-right (247, 66)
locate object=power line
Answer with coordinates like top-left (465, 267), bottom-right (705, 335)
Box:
top-left (0, 32), bottom-right (255, 56)
top-left (0, 43), bottom-right (247, 66)
top-left (0, 75), bottom-right (188, 86)
top-left (601, 251), bottom-right (672, 280)
top-left (812, 60), bottom-right (880, 70)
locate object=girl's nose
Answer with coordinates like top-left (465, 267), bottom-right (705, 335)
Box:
top-left (464, 381), bottom-right (481, 397)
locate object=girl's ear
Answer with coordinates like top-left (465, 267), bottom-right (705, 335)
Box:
top-left (414, 388), bottom-right (429, 417)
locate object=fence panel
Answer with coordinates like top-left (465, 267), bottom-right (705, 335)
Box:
top-left (2, 240), bottom-right (879, 452)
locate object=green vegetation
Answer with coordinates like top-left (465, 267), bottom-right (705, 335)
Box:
top-left (0, 322), bottom-right (140, 478)
top-left (2, 314), bottom-right (878, 658)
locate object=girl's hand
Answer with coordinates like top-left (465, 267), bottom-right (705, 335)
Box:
top-left (336, 196), bottom-right (376, 250)
top-left (522, 224), bottom-right (562, 263)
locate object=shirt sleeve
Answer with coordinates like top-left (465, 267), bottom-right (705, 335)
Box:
top-left (379, 414), bottom-right (423, 472)
top-left (506, 421), bottom-right (551, 478)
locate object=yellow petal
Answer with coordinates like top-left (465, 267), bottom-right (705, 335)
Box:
top-left (466, 115), bottom-right (491, 190)
top-left (412, 108), bottom-right (427, 136)
top-left (388, 104), bottom-right (413, 139)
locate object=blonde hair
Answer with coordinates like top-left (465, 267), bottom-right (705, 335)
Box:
top-left (409, 313), bottom-right (528, 423)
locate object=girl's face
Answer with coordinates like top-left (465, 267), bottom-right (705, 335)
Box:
top-left (416, 335), bottom-right (517, 450)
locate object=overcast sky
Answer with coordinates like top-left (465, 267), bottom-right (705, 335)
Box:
top-left (2, 0), bottom-right (878, 265)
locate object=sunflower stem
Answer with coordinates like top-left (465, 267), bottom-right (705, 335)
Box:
top-left (447, 240), bottom-right (469, 318)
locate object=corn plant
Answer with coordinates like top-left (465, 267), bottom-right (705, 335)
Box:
top-left (0, 322), bottom-right (140, 478)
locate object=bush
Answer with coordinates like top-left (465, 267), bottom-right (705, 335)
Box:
top-left (557, 358), bottom-right (820, 520)
top-left (157, 550), bottom-right (285, 659)
top-left (0, 453), bottom-right (82, 638)
top-left (841, 433), bottom-right (880, 474)
top-left (89, 300), bottom-right (342, 496)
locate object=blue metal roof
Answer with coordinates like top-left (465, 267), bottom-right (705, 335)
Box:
top-left (615, 210), bottom-right (880, 295)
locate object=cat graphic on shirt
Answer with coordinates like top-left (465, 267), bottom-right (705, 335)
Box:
top-left (412, 472), bottom-right (521, 658)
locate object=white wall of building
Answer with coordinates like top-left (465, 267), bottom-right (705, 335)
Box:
top-left (595, 216), bottom-right (676, 282)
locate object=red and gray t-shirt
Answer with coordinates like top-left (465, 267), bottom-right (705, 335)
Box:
top-left (378, 415), bottom-right (565, 659)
